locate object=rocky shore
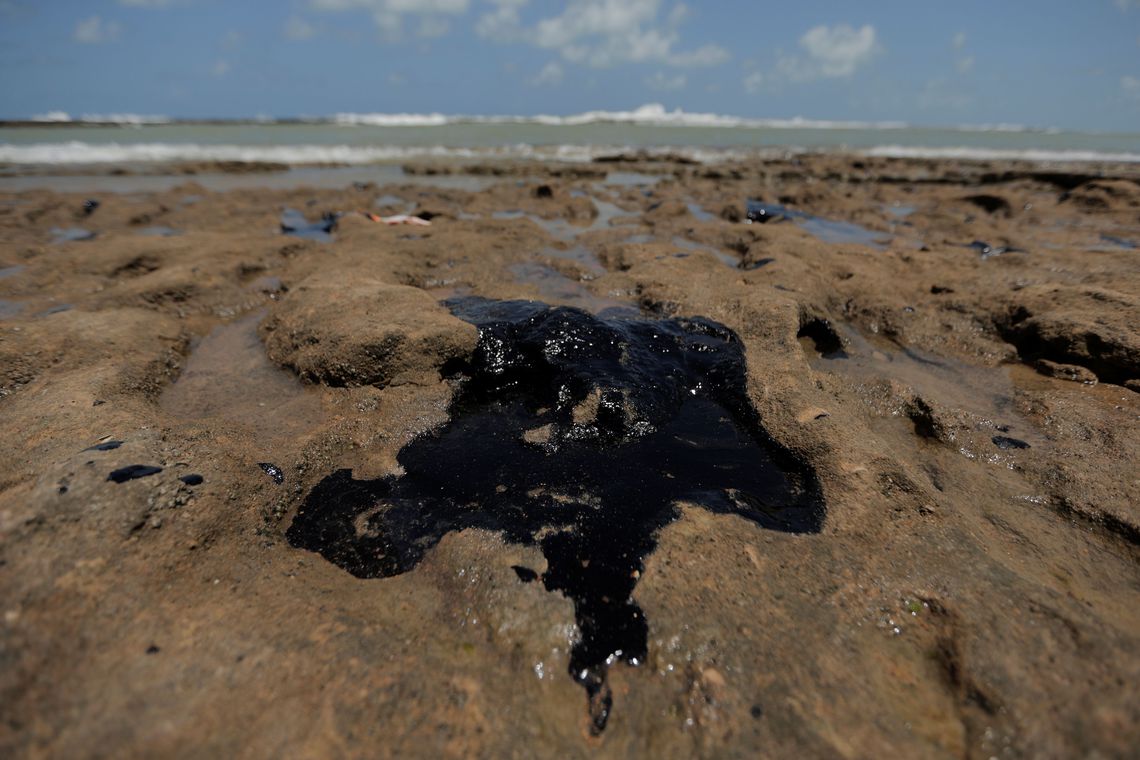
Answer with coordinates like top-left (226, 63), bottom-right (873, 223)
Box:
top-left (1, 154), bottom-right (1137, 758)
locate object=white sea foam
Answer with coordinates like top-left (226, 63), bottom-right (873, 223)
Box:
top-left (1, 140), bottom-right (1136, 167)
top-left (30, 112), bottom-right (172, 125)
top-left (329, 103), bottom-right (912, 130)
top-left (864, 145), bottom-right (1140, 163)
top-left (331, 112), bottom-right (452, 127)
top-left (0, 141), bottom-right (755, 165)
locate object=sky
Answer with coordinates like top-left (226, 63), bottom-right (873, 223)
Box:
top-left (1, 0), bottom-right (1139, 131)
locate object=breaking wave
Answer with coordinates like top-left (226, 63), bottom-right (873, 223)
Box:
top-left (1, 140), bottom-right (1136, 167)
top-left (864, 145), bottom-right (1140, 163)
top-left (330, 104), bottom-right (913, 130)
top-left (31, 112), bottom-right (172, 125)
top-left (0, 141), bottom-right (756, 165)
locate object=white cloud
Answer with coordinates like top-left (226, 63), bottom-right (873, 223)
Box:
top-left (791, 24), bottom-right (879, 79)
top-left (74, 16), bottom-right (122, 44)
top-left (309, 0), bottom-right (468, 39)
top-left (477, 0), bottom-right (728, 69)
top-left (666, 2), bottom-right (688, 27)
top-left (530, 61), bottom-right (564, 85)
top-left (772, 24), bottom-right (880, 82)
top-left (667, 44), bottom-right (729, 67)
top-left (476, 0), bottom-right (527, 40)
top-left (285, 16), bottom-right (317, 40)
top-left (1123, 75), bottom-right (1140, 100)
top-left (646, 71), bottom-right (685, 90)
top-left (950, 32), bottom-right (974, 74)
top-left (211, 59), bottom-right (230, 77)
top-left (743, 70), bottom-right (764, 93)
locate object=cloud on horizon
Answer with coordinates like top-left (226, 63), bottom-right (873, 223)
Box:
top-left (308, 0), bottom-right (469, 39)
top-left (777, 24), bottom-right (880, 82)
top-left (476, 0), bottom-right (729, 69)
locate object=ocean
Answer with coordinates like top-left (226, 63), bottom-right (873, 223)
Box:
top-left (2, 105), bottom-right (1139, 168)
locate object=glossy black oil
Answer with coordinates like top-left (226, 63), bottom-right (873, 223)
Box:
top-left (512, 565), bottom-right (539, 582)
top-left (992, 435), bottom-right (1030, 450)
top-left (745, 201), bottom-right (888, 248)
top-left (259, 463), bottom-right (284, 484)
top-left (745, 200), bottom-right (797, 224)
top-left (287, 298), bottom-right (823, 732)
top-left (85, 440), bottom-right (123, 451)
top-left (964, 240), bottom-right (1025, 259)
top-left (107, 465), bottom-right (163, 483)
top-left (280, 208), bottom-right (338, 242)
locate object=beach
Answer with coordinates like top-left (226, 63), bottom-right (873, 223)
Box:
top-left (1, 150), bottom-right (1138, 757)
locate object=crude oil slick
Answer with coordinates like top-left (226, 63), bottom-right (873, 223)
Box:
top-left (288, 298), bottom-right (823, 733)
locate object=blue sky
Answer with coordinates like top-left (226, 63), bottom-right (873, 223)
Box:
top-left (1, 0), bottom-right (1139, 130)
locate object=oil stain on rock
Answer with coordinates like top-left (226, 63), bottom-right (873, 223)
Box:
top-left (288, 297), bottom-right (824, 734)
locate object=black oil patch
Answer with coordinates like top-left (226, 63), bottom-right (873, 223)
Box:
top-left (85, 440), bottom-right (123, 452)
top-left (259, 463), bottom-right (284, 484)
top-left (107, 465), bottom-right (163, 483)
top-left (992, 435), bottom-right (1031, 450)
top-left (287, 297), bottom-right (823, 733)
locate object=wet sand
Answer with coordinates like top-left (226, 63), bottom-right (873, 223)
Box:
top-left (0, 154), bottom-right (1138, 758)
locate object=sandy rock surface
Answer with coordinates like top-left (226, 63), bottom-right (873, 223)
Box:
top-left (0, 154), bottom-right (1137, 758)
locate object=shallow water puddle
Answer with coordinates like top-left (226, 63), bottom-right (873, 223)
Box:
top-left (746, 200), bottom-right (890, 250)
top-left (884, 203), bottom-right (917, 218)
top-left (603, 172), bottom-right (662, 187)
top-left (671, 236), bottom-right (739, 268)
top-left (807, 326), bottom-right (1044, 449)
top-left (289, 298), bottom-right (823, 733)
top-left (0, 264), bottom-right (26, 279)
top-left (493, 197), bottom-right (634, 242)
top-left (136, 226), bottom-right (181, 237)
top-left (685, 201), bottom-right (716, 222)
top-left (160, 310), bottom-right (323, 446)
top-left (0, 299), bottom-right (24, 319)
top-left (543, 244), bottom-right (606, 276)
top-left (280, 208), bottom-right (336, 242)
top-left (799, 217), bottom-right (890, 249)
top-left (50, 227), bottom-right (96, 244)
top-left (1095, 233), bottom-right (1136, 250)
top-left (508, 262), bottom-right (629, 314)
top-left (373, 193), bottom-right (410, 208)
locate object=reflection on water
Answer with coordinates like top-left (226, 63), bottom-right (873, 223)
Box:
top-left (0, 166), bottom-right (502, 194)
top-left (492, 197), bottom-right (634, 241)
top-left (509, 262), bottom-right (633, 315)
top-left (746, 200), bottom-right (890, 250)
top-left (603, 172), bottom-right (662, 187)
top-left (0, 299), bottom-right (24, 319)
top-left (671, 236), bottom-right (738, 268)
